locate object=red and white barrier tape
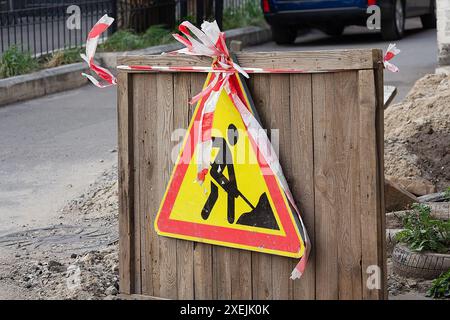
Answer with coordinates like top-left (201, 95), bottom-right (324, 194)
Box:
top-left (80, 14), bottom-right (116, 88)
top-left (82, 15), bottom-right (402, 280)
top-left (383, 43), bottom-right (400, 73)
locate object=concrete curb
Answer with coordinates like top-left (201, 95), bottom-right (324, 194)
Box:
top-left (0, 25), bottom-right (271, 107)
top-left (0, 63), bottom-right (89, 107)
top-left (98, 25), bottom-right (272, 69)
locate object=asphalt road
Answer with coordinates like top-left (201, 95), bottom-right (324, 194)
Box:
top-left (0, 18), bottom-right (438, 236)
top-left (247, 18), bottom-right (437, 103)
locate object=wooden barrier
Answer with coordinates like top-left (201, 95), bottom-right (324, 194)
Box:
top-left (117, 49), bottom-right (387, 300)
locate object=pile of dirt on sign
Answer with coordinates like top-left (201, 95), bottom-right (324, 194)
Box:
top-left (385, 73), bottom-right (450, 195)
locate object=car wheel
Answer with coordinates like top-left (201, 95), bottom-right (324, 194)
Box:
top-left (324, 24), bottom-right (345, 37)
top-left (271, 25), bottom-right (297, 45)
top-left (421, 0), bottom-right (436, 29)
top-left (381, 0), bottom-right (405, 40)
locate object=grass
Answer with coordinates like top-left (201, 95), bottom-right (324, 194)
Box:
top-left (99, 25), bottom-right (174, 52)
top-left (222, 0), bottom-right (265, 30)
top-left (0, 46), bottom-right (38, 78)
top-left (0, 46), bottom-right (84, 79)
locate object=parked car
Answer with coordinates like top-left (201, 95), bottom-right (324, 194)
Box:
top-left (261, 0), bottom-right (436, 44)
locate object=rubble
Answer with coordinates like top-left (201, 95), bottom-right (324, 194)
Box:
top-left (385, 73), bottom-right (450, 194)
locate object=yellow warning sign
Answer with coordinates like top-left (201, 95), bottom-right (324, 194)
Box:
top-left (155, 75), bottom-right (305, 258)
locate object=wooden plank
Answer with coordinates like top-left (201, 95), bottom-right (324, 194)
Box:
top-left (248, 74), bottom-right (273, 300)
top-left (268, 74), bottom-right (292, 300)
top-left (383, 85), bottom-right (397, 109)
top-left (213, 247), bottom-right (232, 299)
top-left (117, 71), bottom-right (134, 295)
top-left (289, 73), bottom-right (316, 300)
top-left (140, 73), bottom-right (158, 296)
top-left (230, 250), bottom-right (252, 299)
top-left (156, 73), bottom-right (178, 299)
top-left (358, 69), bottom-right (384, 299)
top-left (117, 49), bottom-right (380, 73)
top-left (374, 61), bottom-right (388, 299)
top-left (132, 74), bottom-right (143, 294)
top-left (312, 73), bottom-right (339, 300)
top-left (334, 71), bottom-right (363, 299)
top-left (173, 73), bottom-right (195, 300)
top-left (191, 73), bottom-right (214, 300)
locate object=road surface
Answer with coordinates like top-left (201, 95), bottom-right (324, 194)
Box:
top-left (247, 18), bottom-right (437, 103)
top-left (0, 18), bottom-right (438, 236)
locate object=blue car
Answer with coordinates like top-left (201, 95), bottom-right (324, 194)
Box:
top-left (261, 0), bottom-right (436, 43)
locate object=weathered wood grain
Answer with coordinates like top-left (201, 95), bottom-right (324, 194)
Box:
top-left (268, 74), bottom-right (292, 300)
top-left (289, 74), bottom-right (316, 300)
top-left (156, 74), bottom-right (178, 299)
top-left (312, 73), bottom-right (339, 300)
top-left (118, 49), bottom-right (380, 72)
top-left (173, 73), bottom-right (194, 300)
top-left (132, 74), bottom-right (144, 294)
top-left (118, 71), bottom-right (134, 295)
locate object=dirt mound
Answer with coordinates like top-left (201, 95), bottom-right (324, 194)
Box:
top-left (385, 73), bottom-right (450, 194)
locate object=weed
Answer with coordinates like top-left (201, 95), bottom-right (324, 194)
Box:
top-left (45, 48), bottom-right (82, 68)
top-left (427, 269), bottom-right (450, 299)
top-left (396, 203), bottom-right (450, 253)
top-left (223, 0), bottom-right (264, 30)
top-left (0, 46), bottom-right (38, 78)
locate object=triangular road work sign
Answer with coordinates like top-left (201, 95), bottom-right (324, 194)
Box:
top-left (155, 74), bottom-right (305, 258)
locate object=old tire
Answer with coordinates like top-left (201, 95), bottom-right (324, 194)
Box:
top-left (392, 244), bottom-right (450, 280)
top-left (381, 0), bottom-right (405, 40)
top-left (271, 25), bottom-right (297, 45)
top-left (421, 0), bottom-right (436, 29)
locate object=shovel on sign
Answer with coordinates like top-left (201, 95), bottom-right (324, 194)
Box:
top-left (234, 190), bottom-right (279, 230)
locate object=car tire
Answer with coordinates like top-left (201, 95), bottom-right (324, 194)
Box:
top-left (392, 244), bottom-right (450, 280)
top-left (324, 24), bottom-right (345, 37)
top-left (271, 25), bottom-right (297, 45)
top-left (381, 0), bottom-right (405, 40)
top-left (421, 0), bottom-right (436, 29)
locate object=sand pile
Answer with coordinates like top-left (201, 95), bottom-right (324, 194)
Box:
top-left (385, 73), bottom-right (450, 195)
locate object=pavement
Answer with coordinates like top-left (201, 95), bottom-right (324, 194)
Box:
top-left (0, 85), bottom-right (117, 236)
top-left (0, 18), bottom-right (438, 248)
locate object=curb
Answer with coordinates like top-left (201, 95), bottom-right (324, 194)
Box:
top-left (0, 63), bottom-right (88, 107)
top-left (0, 25), bottom-right (271, 107)
top-left (98, 25), bottom-right (272, 69)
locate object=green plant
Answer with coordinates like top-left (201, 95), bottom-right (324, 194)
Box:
top-left (396, 203), bottom-right (450, 253)
top-left (99, 30), bottom-right (145, 52)
top-left (427, 269), bottom-right (450, 299)
top-left (99, 25), bottom-right (173, 52)
top-left (45, 48), bottom-right (82, 68)
top-left (223, 0), bottom-right (264, 30)
top-left (0, 46), bottom-right (38, 78)
top-left (142, 25), bottom-right (174, 47)
top-left (445, 186), bottom-right (450, 201)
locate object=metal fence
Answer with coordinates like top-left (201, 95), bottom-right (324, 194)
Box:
top-left (0, 0), bottom-right (257, 57)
